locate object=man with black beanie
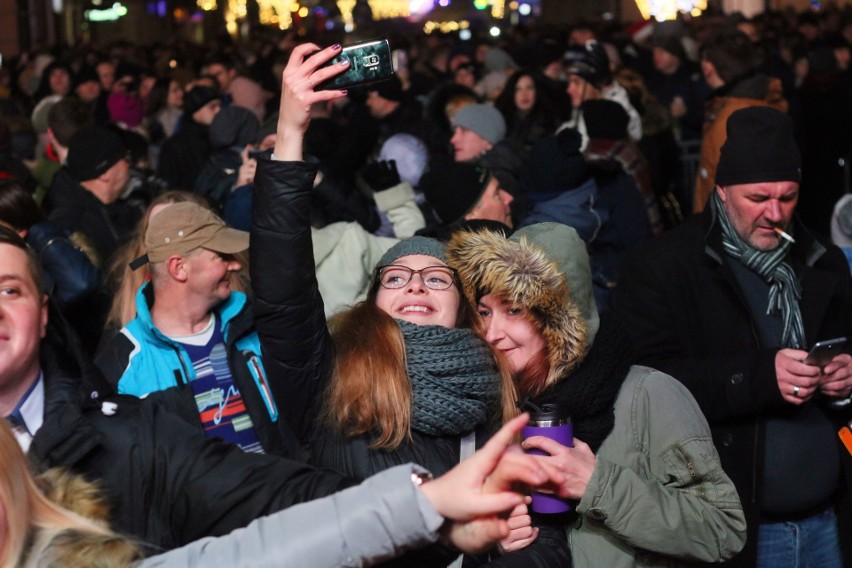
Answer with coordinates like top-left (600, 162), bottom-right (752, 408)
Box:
top-left (48, 125), bottom-right (140, 266)
top-left (157, 85), bottom-right (221, 190)
top-left (615, 106), bottom-right (852, 567)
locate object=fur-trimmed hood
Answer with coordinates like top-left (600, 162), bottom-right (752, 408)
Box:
top-left (447, 222), bottom-right (599, 389)
top-left (22, 469), bottom-right (142, 568)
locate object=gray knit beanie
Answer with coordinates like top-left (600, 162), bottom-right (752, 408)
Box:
top-left (452, 104), bottom-right (506, 145)
top-left (377, 236), bottom-right (447, 268)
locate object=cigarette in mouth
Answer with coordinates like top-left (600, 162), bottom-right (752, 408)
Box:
top-left (773, 227), bottom-right (795, 243)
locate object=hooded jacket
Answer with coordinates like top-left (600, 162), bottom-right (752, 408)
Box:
top-left (448, 223), bottom-right (746, 567)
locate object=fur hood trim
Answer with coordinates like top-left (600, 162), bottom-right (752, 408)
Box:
top-left (446, 228), bottom-right (587, 389)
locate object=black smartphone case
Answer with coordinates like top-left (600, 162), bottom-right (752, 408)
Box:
top-left (318, 39), bottom-right (394, 91)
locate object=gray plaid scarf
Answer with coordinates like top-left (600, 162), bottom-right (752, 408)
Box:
top-left (712, 192), bottom-right (806, 348)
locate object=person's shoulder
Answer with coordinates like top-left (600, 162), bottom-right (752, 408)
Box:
top-left (626, 214), bottom-right (706, 264)
top-left (618, 365), bottom-right (709, 432)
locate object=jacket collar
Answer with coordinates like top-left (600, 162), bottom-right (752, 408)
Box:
top-left (133, 281), bottom-right (250, 344)
top-left (29, 344), bottom-right (103, 470)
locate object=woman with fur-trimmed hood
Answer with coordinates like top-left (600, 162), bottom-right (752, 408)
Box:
top-left (447, 222), bottom-right (747, 567)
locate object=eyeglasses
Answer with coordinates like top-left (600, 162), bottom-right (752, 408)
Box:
top-left (377, 265), bottom-right (458, 291)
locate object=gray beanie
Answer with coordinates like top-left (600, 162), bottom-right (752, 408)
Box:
top-left (377, 236), bottom-right (447, 269)
top-left (452, 104), bottom-right (506, 145)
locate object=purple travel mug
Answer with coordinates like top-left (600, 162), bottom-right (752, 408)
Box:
top-left (520, 402), bottom-right (573, 514)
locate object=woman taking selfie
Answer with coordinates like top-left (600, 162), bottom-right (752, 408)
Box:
top-left (248, 43), bottom-right (570, 566)
top-left (447, 222), bottom-right (747, 567)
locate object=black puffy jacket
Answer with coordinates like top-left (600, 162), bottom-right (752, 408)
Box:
top-left (30, 332), bottom-right (352, 553)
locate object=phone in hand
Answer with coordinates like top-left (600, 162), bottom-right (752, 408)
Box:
top-left (316, 38), bottom-right (394, 91)
top-left (805, 337), bottom-right (847, 367)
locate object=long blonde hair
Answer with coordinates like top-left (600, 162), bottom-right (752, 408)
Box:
top-left (0, 422), bottom-right (139, 567)
top-left (104, 191), bottom-right (251, 330)
top-left (323, 271), bottom-right (518, 450)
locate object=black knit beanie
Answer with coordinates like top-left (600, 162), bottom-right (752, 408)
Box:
top-left (420, 157), bottom-right (492, 226)
top-left (183, 86), bottom-right (219, 116)
top-left (716, 107), bottom-right (801, 186)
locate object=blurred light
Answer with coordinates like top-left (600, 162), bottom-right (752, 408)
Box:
top-left (410, 0), bottom-right (433, 14)
top-left (459, 28), bottom-right (471, 40)
top-left (85, 2), bottom-right (128, 20)
top-left (602, 11), bottom-right (613, 19)
top-left (345, 22), bottom-right (354, 31)
top-left (518, 2), bottom-right (530, 15)
top-left (169, 59), bottom-right (177, 68)
top-left (473, 0), bottom-right (487, 9)
top-left (438, 0), bottom-right (448, 5)
top-left (298, 6), bottom-right (307, 15)
top-left (289, 1), bottom-right (299, 12)
top-left (489, 26), bottom-right (500, 37)
top-left (325, 20), bottom-right (334, 29)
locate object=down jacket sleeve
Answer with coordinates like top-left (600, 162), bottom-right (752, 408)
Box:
top-left (250, 158), bottom-right (334, 446)
top-left (140, 464), bottom-right (444, 568)
top-left (570, 367), bottom-right (746, 566)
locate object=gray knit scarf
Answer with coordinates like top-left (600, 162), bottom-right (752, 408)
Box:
top-left (712, 192), bottom-right (806, 348)
top-left (398, 321), bottom-right (500, 436)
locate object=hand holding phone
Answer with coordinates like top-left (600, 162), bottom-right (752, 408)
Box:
top-left (316, 38), bottom-right (394, 91)
top-left (805, 337), bottom-right (847, 367)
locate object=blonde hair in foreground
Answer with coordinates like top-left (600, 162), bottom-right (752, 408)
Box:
top-left (0, 422), bottom-right (139, 567)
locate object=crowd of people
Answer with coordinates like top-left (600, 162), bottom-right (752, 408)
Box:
top-left (0, 4), bottom-right (851, 568)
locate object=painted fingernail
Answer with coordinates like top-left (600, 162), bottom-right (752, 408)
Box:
top-left (340, 59), bottom-right (349, 66)
top-left (332, 43), bottom-right (342, 50)
top-left (340, 89), bottom-right (348, 95)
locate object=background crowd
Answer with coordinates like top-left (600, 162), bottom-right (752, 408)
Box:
top-left (0, 3), bottom-right (851, 568)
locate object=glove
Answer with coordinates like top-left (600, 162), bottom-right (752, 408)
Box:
top-left (361, 160), bottom-right (401, 192)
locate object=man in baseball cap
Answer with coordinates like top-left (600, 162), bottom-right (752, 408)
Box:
top-left (96, 202), bottom-right (280, 455)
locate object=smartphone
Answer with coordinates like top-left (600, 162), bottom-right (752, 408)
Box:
top-left (805, 337), bottom-right (847, 367)
top-left (317, 38), bottom-right (394, 91)
top-left (248, 149), bottom-right (265, 160)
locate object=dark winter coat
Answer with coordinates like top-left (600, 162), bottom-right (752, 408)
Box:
top-left (29, 331), bottom-right (352, 553)
top-left (615, 206), bottom-right (852, 566)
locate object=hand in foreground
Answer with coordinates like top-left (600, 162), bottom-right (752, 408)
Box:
top-left (819, 353), bottom-right (852, 399)
top-left (274, 42), bottom-right (349, 161)
top-left (522, 436), bottom-right (596, 500)
top-left (419, 413), bottom-right (564, 553)
top-left (497, 501), bottom-right (538, 553)
top-left (776, 348), bottom-right (821, 404)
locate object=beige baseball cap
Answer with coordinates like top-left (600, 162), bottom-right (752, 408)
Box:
top-left (131, 202), bottom-right (248, 269)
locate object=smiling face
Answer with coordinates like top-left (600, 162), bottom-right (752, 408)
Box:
top-left (717, 181), bottom-right (799, 251)
top-left (514, 75), bottom-right (536, 112)
top-left (477, 294), bottom-right (546, 374)
top-left (184, 248), bottom-right (241, 310)
top-left (374, 254), bottom-right (461, 328)
top-left (0, 244), bottom-right (47, 413)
